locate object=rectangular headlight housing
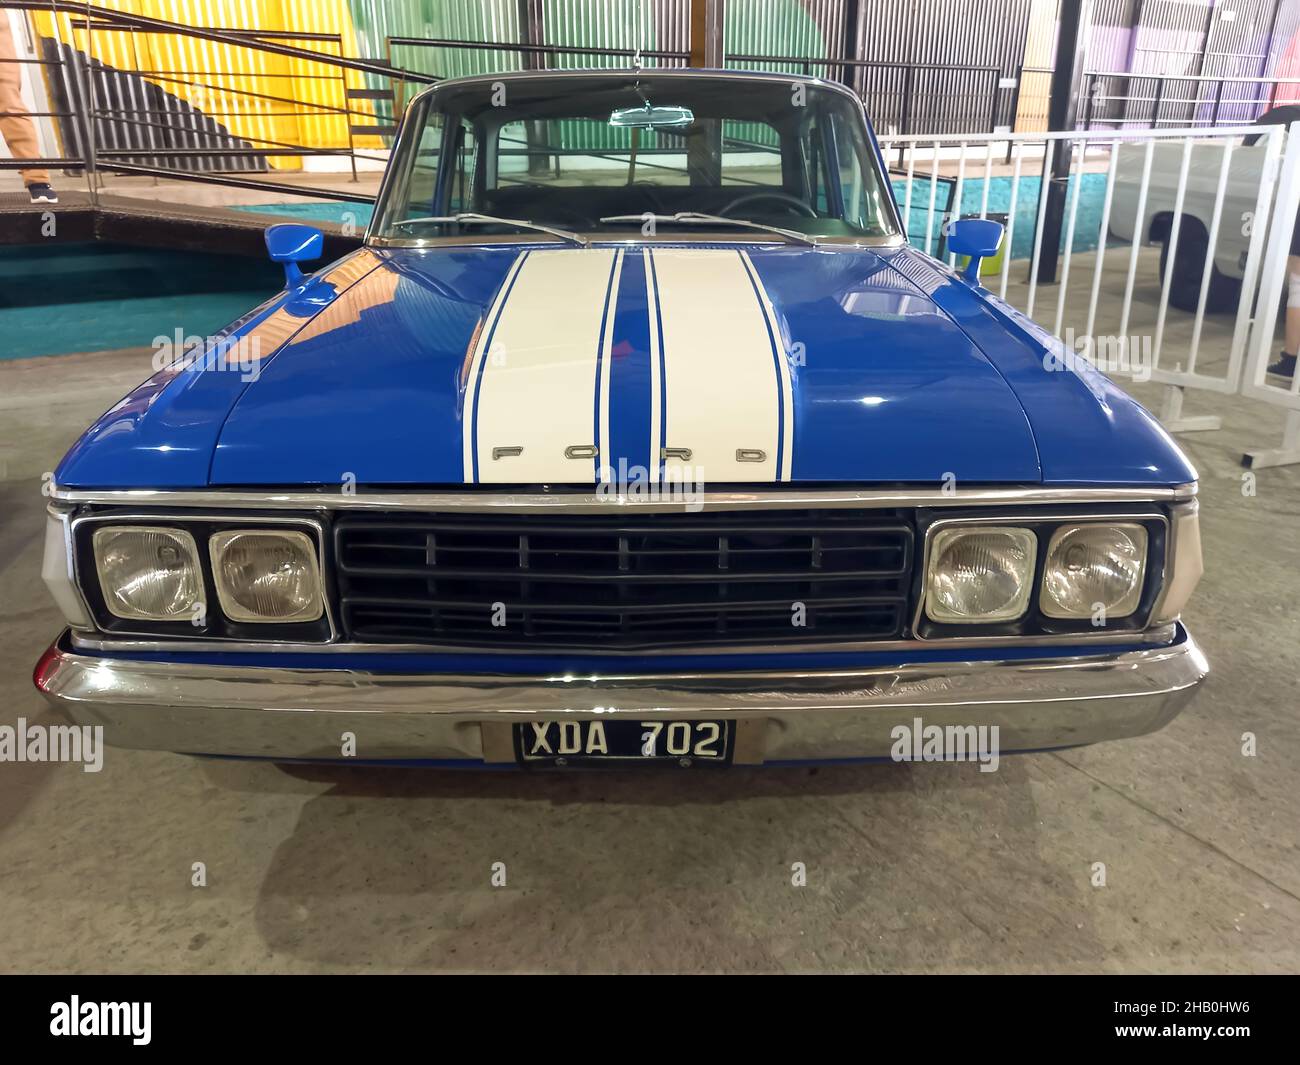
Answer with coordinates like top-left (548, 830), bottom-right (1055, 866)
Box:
top-left (925, 525), bottom-right (1037, 623)
top-left (917, 510), bottom-right (1170, 639)
top-left (93, 526), bottom-right (204, 622)
top-left (72, 514), bottom-right (332, 642)
top-left (210, 529), bottom-right (324, 623)
top-left (1040, 523), bottom-right (1148, 620)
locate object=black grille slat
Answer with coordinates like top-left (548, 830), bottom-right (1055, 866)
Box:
top-left (333, 509), bottom-right (914, 650)
top-left (329, 564), bottom-right (905, 583)
top-left (341, 592), bottom-right (907, 613)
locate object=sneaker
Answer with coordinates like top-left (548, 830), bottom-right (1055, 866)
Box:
top-left (26, 183), bottom-right (57, 204)
top-left (1267, 351), bottom-right (1297, 380)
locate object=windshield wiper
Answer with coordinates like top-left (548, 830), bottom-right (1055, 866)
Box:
top-left (599, 212), bottom-right (820, 247)
top-left (388, 212), bottom-right (589, 247)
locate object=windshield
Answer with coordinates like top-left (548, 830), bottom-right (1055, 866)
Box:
top-left (372, 73), bottom-right (901, 244)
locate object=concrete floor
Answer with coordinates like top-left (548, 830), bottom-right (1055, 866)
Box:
top-left (2, 292), bottom-right (1299, 975)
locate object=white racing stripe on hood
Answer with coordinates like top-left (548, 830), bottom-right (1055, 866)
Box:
top-left (648, 247), bottom-right (789, 483)
top-left (596, 249), bottom-right (627, 481)
top-left (739, 250), bottom-right (794, 481)
top-left (467, 248), bottom-right (621, 484)
top-left (462, 250), bottom-right (527, 483)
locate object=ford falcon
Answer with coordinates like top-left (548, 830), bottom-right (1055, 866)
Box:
top-left (33, 69), bottom-right (1207, 768)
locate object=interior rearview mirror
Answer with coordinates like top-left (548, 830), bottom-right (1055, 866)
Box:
top-left (609, 103), bottom-right (695, 130)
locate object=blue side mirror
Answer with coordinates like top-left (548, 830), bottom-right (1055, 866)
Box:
top-left (265, 223), bottom-right (324, 287)
top-left (946, 218), bottom-right (1005, 281)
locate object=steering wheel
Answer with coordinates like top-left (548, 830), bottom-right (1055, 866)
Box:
top-left (626, 181), bottom-right (667, 214)
top-left (719, 190), bottom-right (817, 219)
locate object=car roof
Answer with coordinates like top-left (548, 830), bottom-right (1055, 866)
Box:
top-left (412, 67), bottom-right (862, 106)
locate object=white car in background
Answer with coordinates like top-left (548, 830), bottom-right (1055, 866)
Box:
top-left (1108, 110), bottom-right (1294, 313)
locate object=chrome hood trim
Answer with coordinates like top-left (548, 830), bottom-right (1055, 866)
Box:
top-left (50, 483), bottom-right (1197, 512)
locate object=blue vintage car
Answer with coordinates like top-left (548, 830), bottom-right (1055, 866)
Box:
top-left (34, 70), bottom-right (1207, 768)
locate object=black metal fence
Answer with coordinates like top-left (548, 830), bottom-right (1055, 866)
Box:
top-left (2, 0), bottom-right (1053, 210)
top-left (1082, 69), bottom-right (1300, 130)
top-left (0, 0), bottom-right (431, 201)
top-left (384, 36), bottom-right (1031, 137)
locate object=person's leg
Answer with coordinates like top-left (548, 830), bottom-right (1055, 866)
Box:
top-left (1287, 256), bottom-right (1300, 354)
top-left (0, 18), bottom-right (51, 188)
top-left (1270, 256), bottom-right (1300, 378)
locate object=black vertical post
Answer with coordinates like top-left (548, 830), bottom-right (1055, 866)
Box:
top-left (1007, 66), bottom-right (1026, 163)
top-left (689, 0), bottom-right (724, 185)
top-left (517, 0), bottom-right (548, 176)
top-left (1037, 0), bottom-right (1092, 284)
top-left (1256, 0), bottom-right (1285, 117)
top-left (900, 65), bottom-right (914, 136)
top-left (841, 0), bottom-right (863, 90)
top-left (517, 0), bottom-right (544, 69)
top-left (1009, 65), bottom-right (1026, 130)
top-left (689, 0), bottom-right (724, 67)
top-left (1192, 0), bottom-right (1216, 126)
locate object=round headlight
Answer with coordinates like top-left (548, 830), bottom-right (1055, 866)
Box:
top-left (93, 526), bottom-right (204, 621)
top-left (1041, 523), bottom-right (1147, 620)
top-left (210, 530), bottom-right (323, 623)
top-left (926, 526), bottom-right (1037, 623)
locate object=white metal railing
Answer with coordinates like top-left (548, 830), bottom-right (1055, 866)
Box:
top-left (878, 124), bottom-right (1291, 442)
top-left (1238, 123), bottom-right (1300, 468)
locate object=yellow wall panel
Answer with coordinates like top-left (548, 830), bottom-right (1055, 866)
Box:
top-left (31, 0), bottom-right (380, 170)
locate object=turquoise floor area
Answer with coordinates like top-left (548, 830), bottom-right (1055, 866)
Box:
top-left (0, 202), bottom-right (374, 361)
top-left (232, 201), bottom-right (376, 227)
top-left (891, 174), bottom-right (1108, 258)
top-left (3, 176), bottom-right (1106, 362)
top-left (0, 243), bottom-right (283, 361)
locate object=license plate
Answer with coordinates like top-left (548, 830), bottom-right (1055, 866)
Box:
top-left (515, 719), bottom-right (733, 767)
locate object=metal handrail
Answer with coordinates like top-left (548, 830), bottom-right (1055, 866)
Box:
top-left (385, 36), bottom-right (689, 65)
top-left (1082, 68), bottom-right (1300, 130)
top-left (384, 36), bottom-right (1015, 136)
top-left (1086, 69), bottom-right (1300, 85)
top-left (0, 0), bottom-right (426, 204)
top-left (4, 0), bottom-right (431, 82)
top-left (93, 159), bottom-right (377, 202)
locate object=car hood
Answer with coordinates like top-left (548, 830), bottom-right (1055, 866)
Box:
top-left (55, 243), bottom-right (1195, 489)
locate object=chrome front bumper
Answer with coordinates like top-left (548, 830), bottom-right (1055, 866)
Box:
top-left (33, 629), bottom-right (1209, 764)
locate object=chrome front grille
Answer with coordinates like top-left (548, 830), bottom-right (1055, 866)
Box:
top-left (333, 509), bottom-right (915, 650)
